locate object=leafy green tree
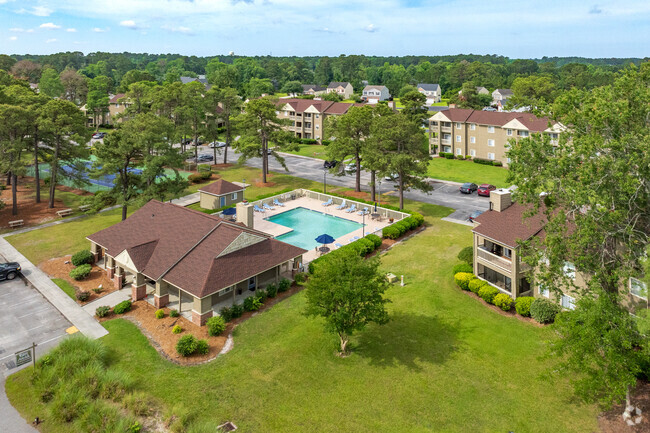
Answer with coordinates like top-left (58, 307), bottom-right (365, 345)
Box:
top-left (450, 82), bottom-right (492, 109)
top-left (0, 54), bottom-right (16, 72)
top-left (510, 75), bottom-right (556, 108)
top-left (400, 90), bottom-right (427, 124)
top-left (281, 80), bottom-right (303, 95)
top-left (322, 91), bottom-right (342, 102)
top-left (370, 115), bottom-right (431, 209)
top-left (0, 104), bottom-right (29, 215)
top-left (507, 63), bottom-right (650, 412)
top-left (245, 78), bottom-right (274, 98)
top-left (325, 105), bottom-right (374, 192)
top-left (39, 67), bottom-right (64, 98)
top-left (205, 87), bottom-right (242, 164)
top-left (398, 84), bottom-right (418, 98)
top-left (60, 68), bottom-right (89, 105)
top-left (123, 81), bottom-right (156, 116)
top-left (235, 98), bottom-right (294, 183)
top-left (304, 249), bottom-right (390, 356)
top-left (10, 59), bottom-right (42, 83)
top-left (179, 80), bottom-right (207, 161)
top-left (118, 69), bottom-right (155, 92)
top-left (205, 60), bottom-right (240, 89)
top-left (37, 99), bottom-right (91, 208)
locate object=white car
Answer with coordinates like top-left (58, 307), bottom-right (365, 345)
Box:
top-left (209, 141), bottom-right (226, 149)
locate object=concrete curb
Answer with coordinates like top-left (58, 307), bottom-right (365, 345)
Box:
top-left (441, 216), bottom-right (474, 227)
top-left (0, 238), bottom-right (108, 340)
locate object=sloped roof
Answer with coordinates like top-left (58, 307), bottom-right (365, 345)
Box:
top-left (109, 93), bottom-right (126, 104)
top-left (328, 81), bottom-right (350, 88)
top-left (302, 84), bottom-right (326, 92)
top-left (418, 83), bottom-right (440, 92)
top-left (277, 98), bottom-right (361, 115)
top-left (364, 85), bottom-right (387, 91)
top-left (494, 88), bottom-right (514, 96)
top-left (433, 108), bottom-right (552, 131)
top-left (472, 203), bottom-right (547, 248)
top-left (199, 179), bottom-right (244, 197)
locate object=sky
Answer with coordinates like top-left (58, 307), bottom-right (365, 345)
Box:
top-left (1, 0), bottom-right (649, 58)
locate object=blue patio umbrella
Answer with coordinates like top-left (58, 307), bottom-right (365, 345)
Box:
top-left (222, 207), bottom-right (236, 215)
top-left (315, 234), bottom-right (335, 245)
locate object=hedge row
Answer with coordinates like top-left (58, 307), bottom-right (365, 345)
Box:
top-left (218, 278), bottom-right (292, 322)
top-left (382, 213), bottom-right (424, 240)
top-left (308, 234), bottom-right (383, 275)
top-left (188, 170), bottom-right (213, 183)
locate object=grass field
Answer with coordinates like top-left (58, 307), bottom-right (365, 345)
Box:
top-left (428, 157), bottom-right (511, 187)
top-left (5, 200), bottom-right (598, 432)
top-left (282, 144), bottom-right (329, 160)
top-left (52, 278), bottom-right (76, 299)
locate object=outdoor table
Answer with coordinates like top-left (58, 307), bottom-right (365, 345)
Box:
top-left (318, 246), bottom-right (330, 254)
top-left (371, 213), bottom-right (381, 221)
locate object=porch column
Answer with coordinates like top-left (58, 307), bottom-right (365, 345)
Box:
top-left (106, 256), bottom-right (115, 279)
top-left (90, 242), bottom-right (101, 263)
top-left (131, 273), bottom-right (147, 302)
top-left (154, 280), bottom-right (170, 308)
top-left (275, 266), bottom-right (279, 284)
top-left (191, 295), bottom-right (213, 326)
top-left (112, 265), bottom-right (123, 289)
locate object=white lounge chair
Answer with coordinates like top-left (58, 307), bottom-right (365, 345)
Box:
top-left (345, 204), bottom-right (357, 213)
top-left (335, 200), bottom-right (347, 210)
top-left (273, 198), bottom-right (285, 207)
top-left (334, 243), bottom-right (343, 249)
top-left (357, 207), bottom-right (369, 216)
top-left (349, 236), bottom-right (360, 243)
top-left (253, 204), bottom-right (266, 213)
top-left (322, 198), bottom-right (333, 206)
top-left (263, 203), bottom-right (275, 211)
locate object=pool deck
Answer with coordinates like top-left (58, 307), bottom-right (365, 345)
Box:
top-left (252, 196), bottom-right (390, 263)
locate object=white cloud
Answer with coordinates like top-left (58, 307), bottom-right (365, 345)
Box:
top-left (66, 28), bottom-right (77, 32)
top-left (120, 19), bottom-right (139, 29)
top-left (93, 27), bottom-right (107, 33)
top-left (17, 6), bottom-right (53, 16)
top-left (161, 24), bottom-right (194, 35)
top-left (9, 27), bottom-right (24, 32)
top-left (364, 23), bottom-right (377, 32)
top-left (39, 22), bottom-right (61, 30)
top-left (46, 38), bottom-right (57, 43)
top-left (9, 36), bottom-right (17, 41)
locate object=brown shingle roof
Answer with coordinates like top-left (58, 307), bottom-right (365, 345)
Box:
top-left (472, 203), bottom-right (547, 248)
top-left (198, 179), bottom-right (244, 196)
top-left (278, 98), bottom-right (361, 115)
top-left (439, 108), bottom-right (551, 131)
top-left (109, 93), bottom-right (126, 104)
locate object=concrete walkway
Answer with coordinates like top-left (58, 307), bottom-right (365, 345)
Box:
top-left (82, 287), bottom-right (131, 314)
top-left (0, 238), bottom-right (107, 340)
top-left (0, 377), bottom-right (37, 433)
top-left (169, 192), bottom-right (200, 207)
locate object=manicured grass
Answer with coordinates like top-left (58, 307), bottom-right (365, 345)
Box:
top-left (428, 157), bottom-right (511, 187)
top-left (6, 202), bottom-right (598, 432)
top-left (282, 144), bottom-right (328, 160)
top-left (52, 277), bottom-right (76, 300)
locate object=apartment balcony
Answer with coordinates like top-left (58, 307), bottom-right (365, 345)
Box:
top-left (440, 138), bottom-right (451, 145)
top-left (441, 126), bottom-right (452, 133)
top-left (477, 246), bottom-right (513, 274)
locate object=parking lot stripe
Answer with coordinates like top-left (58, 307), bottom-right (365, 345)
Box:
top-left (16, 307), bottom-right (53, 319)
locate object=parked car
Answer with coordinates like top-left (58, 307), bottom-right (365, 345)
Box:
top-left (92, 132), bottom-right (105, 139)
top-left (477, 184), bottom-right (496, 197)
top-left (0, 262), bottom-right (21, 281)
top-left (345, 162), bottom-right (357, 173)
top-left (459, 182), bottom-right (478, 194)
top-left (384, 173), bottom-right (399, 181)
top-left (468, 210), bottom-right (484, 223)
top-left (209, 141), bottom-right (226, 148)
top-left (323, 160), bottom-right (338, 169)
top-left (197, 154), bottom-right (214, 162)
top-left (182, 138), bottom-right (204, 146)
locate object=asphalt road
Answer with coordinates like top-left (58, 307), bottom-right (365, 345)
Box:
top-left (192, 146), bottom-right (491, 222)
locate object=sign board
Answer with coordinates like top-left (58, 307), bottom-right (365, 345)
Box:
top-left (15, 348), bottom-right (32, 367)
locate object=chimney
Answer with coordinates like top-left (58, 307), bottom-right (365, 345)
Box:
top-left (236, 202), bottom-right (254, 229)
top-left (489, 189), bottom-right (512, 212)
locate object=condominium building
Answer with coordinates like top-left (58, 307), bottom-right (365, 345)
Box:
top-left (428, 108), bottom-right (564, 166)
top-left (276, 98), bottom-right (363, 142)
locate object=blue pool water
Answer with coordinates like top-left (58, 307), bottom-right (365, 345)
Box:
top-left (266, 207), bottom-right (364, 250)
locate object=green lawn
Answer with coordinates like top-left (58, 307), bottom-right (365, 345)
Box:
top-left (428, 157), bottom-right (511, 187)
top-left (282, 144), bottom-right (328, 160)
top-left (6, 200), bottom-right (598, 432)
top-left (52, 278), bottom-right (76, 299)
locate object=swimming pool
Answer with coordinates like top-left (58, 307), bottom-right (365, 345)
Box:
top-left (266, 207), bottom-right (364, 250)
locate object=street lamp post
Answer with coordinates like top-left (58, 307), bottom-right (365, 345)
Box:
top-left (362, 211), bottom-right (365, 237)
top-left (323, 168), bottom-right (327, 194)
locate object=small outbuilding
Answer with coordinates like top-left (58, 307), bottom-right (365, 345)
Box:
top-left (199, 179), bottom-right (245, 210)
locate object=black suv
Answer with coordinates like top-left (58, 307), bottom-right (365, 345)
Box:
top-left (323, 160), bottom-right (338, 169)
top-left (0, 262), bottom-right (21, 281)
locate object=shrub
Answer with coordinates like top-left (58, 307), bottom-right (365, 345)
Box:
top-left (95, 306), bottom-right (110, 318)
top-left (356, 237), bottom-right (376, 256)
top-left (410, 212), bottom-right (424, 227)
top-left (172, 325), bottom-right (182, 334)
top-left (113, 300), bottom-right (132, 314)
top-left (206, 316), bottom-right (226, 336)
top-left (473, 157), bottom-right (494, 165)
top-left (71, 250), bottom-right (94, 266)
top-left (169, 309), bottom-right (179, 318)
top-left (293, 272), bottom-right (307, 284)
top-left (219, 306), bottom-right (233, 322)
top-left (243, 296), bottom-right (262, 312)
top-left (231, 303), bottom-right (244, 318)
top-left (69, 264), bottom-right (92, 280)
top-left (382, 225), bottom-right (400, 240)
top-left (197, 164), bottom-right (211, 173)
top-left (266, 283), bottom-right (278, 298)
top-left (255, 289), bottom-right (268, 303)
top-left (76, 290), bottom-right (91, 302)
top-left (478, 286), bottom-right (500, 304)
top-left (457, 246), bottom-right (473, 264)
top-left (188, 173), bottom-right (203, 183)
top-left (122, 391), bottom-right (151, 416)
top-left (195, 339), bottom-right (209, 355)
top-left (465, 155), bottom-right (473, 160)
top-left (468, 278), bottom-right (487, 295)
top-left (92, 287), bottom-right (103, 294)
top-left (452, 263), bottom-right (473, 276)
top-left (515, 297), bottom-right (535, 317)
top-left (366, 233), bottom-right (383, 249)
top-left (278, 278), bottom-right (291, 292)
top-left (155, 309), bottom-right (164, 319)
top-left (492, 160), bottom-right (503, 167)
top-left (530, 298), bottom-right (560, 324)
top-left (444, 152), bottom-right (455, 159)
top-left (493, 293), bottom-right (513, 311)
top-left (453, 272), bottom-right (475, 291)
top-left (176, 334), bottom-right (198, 356)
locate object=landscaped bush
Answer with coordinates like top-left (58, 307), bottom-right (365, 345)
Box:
top-left (188, 173), bottom-right (203, 183)
top-left (197, 164), bottom-right (211, 173)
top-left (243, 296), bottom-right (262, 312)
top-left (255, 289), bottom-right (268, 303)
top-left (95, 306), bottom-right (110, 318)
top-left (293, 272), bottom-right (307, 284)
top-left (169, 309), bottom-right (179, 318)
top-left (278, 278), bottom-right (291, 292)
top-left (366, 234), bottom-right (383, 249)
top-left (382, 225), bottom-right (400, 240)
top-left (478, 286), bottom-right (500, 304)
top-left (71, 250), bottom-right (94, 266)
top-left (515, 297), bottom-right (535, 317)
top-left (155, 309), bottom-right (164, 319)
top-left (457, 246), bottom-right (473, 265)
top-left (231, 303), bottom-right (244, 318)
top-left (356, 238), bottom-right (376, 256)
top-left (473, 157), bottom-right (494, 165)
top-left (266, 283), bottom-right (278, 298)
top-left (195, 339), bottom-right (209, 355)
top-left (468, 278), bottom-right (487, 295)
top-left (92, 287), bottom-right (103, 294)
top-left (206, 316), bottom-right (226, 337)
top-left (453, 272), bottom-right (475, 291)
top-left (113, 300), bottom-right (132, 314)
top-left (76, 290), bottom-right (91, 302)
top-left (176, 334), bottom-right (198, 357)
top-left (172, 325), bottom-right (182, 334)
top-left (530, 298), bottom-right (560, 324)
top-left (219, 306), bottom-right (233, 322)
top-left (493, 293), bottom-right (513, 311)
top-left (69, 264), bottom-right (92, 280)
top-left (122, 391), bottom-right (151, 417)
top-left (452, 263), bottom-right (473, 276)
top-left (492, 160), bottom-right (503, 167)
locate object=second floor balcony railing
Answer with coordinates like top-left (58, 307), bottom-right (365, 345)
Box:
top-left (477, 246), bottom-right (512, 273)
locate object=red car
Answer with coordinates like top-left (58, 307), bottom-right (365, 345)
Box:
top-left (477, 184), bottom-right (496, 197)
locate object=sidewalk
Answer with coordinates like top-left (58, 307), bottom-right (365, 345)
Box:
top-left (169, 192), bottom-right (200, 207)
top-left (82, 287), bottom-right (131, 314)
top-left (0, 238), bottom-right (107, 340)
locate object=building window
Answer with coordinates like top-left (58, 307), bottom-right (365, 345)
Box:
top-left (561, 294), bottom-right (576, 310)
top-left (507, 129), bottom-right (513, 136)
top-left (503, 248), bottom-right (512, 259)
top-left (487, 139), bottom-right (495, 147)
top-left (315, 114), bottom-right (319, 118)
top-left (456, 135), bottom-right (461, 142)
top-left (315, 125), bottom-right (319, 130)
top-left (470, 136), bottom-right (476, 144)
top-left (488, 152), bottom-right (495, 160)
top-left (540, 286), bottom-right (550, 298)
top-left (470, 149), bottom-right (476, 156)
top-left (470, 123), bottom-right (476, 131)
top-left (431, 121), bottom-right (438, 127)
top-left (563, 262), bottom-right (576, 279)
top-left (231, 192), bottom-right (237, 200)
top-left (456, 148), bottom-right (462, 155)
top-left (285, 111), bottom-right (289, 116)
top-left (455, 122), bottom-right (461, 129)
top-left (519, 130), bottom-right (529, 137)
top-left (275, 111), bottom-right (280, 116)
top-left (218, 286), bottom-right (233, 296)
top-left (630, 277), bottom-right (648, 299)
top-left (487, 126), bottom-right (495, 133)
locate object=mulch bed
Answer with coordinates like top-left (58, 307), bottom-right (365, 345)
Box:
top-left (456, 286), bottom-right (545, 327)
top-left (598, 380), bottom-right (650, 433)
top-left (211, 163), bottom-right (235, 169)
top-left (100, 282), bottom-right (305, 365)
top-left (40, 255), bottom-right (117, 305)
